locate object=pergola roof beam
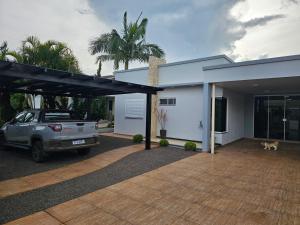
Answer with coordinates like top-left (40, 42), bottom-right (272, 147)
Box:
top-left (0, 60), bottom-right (162, 96)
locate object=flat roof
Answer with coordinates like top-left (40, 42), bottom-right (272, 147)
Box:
top-left (114, 54), bottom-right (233, 74)
top-left (0, 61), bottom-right (162, 97)
top-left (114, 66), bottom-right (149, 74)
top-left (159, 55), bottom-right (233, 68)
top-left (203, 54), bottom-right (300, 71)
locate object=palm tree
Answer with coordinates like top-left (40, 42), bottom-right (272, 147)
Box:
top-left (89, 11), bottom-right (165, 71)
top-left (20, 36), bottom-right (81, 109)
top-left (21, 36), bottom-right (80, 73)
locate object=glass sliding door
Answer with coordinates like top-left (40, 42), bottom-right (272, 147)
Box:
top-left (254, 95), bottom-right (300, 141)
top-left (268, 96), bottom-right (285, 140)
top-left (285, 96), bottom-right (300, 141)
top-left (254, 96), bottom-right (268, 138)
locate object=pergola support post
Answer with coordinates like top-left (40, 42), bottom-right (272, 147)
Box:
top-left (145, 93), bottom-right (152, 150)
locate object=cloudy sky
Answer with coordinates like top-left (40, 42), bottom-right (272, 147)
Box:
top-left (1, 0), bottom-right (299, 75)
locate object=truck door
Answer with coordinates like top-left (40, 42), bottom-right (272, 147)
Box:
top-left (5, 112), bottom-right (27, 143)
top-left (18, 112), bottom-right (36, 145)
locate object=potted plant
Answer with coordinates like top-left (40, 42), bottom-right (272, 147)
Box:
top-left (157, 108), bottom-right (167, 138)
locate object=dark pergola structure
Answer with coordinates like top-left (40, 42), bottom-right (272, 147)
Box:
top-left (0, 60), bottom-right (163, 150)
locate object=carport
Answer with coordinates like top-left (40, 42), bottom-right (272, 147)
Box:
top-left (0, 60), bottom-right (162, 149)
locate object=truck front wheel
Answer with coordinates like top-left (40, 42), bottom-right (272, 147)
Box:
top-left (32, 140), bottom-right (47, 162)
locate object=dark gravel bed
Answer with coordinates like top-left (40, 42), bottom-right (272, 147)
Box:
top-left (0, 147), bottom-right (197, 224)
top-left (0, 136), bottom-right (133, 181)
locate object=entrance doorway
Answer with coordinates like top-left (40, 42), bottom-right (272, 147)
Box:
top-left (254, 95), bottom-right (300, 141)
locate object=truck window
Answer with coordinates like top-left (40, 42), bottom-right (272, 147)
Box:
top-left (24, 112), bottom-right (35, 123)
top-left (14, 112), bottom-right (27, 123)
top-left (43, 112), bottom-right (80, 121)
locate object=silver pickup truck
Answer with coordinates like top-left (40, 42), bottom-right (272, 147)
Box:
top-left (0, 110), bottom-right (100, 162)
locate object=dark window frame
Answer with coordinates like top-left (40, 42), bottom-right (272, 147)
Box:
top-left (159, 98), bottom-right (176, 106)
top-left (215, 97), bottom-right (227, 132)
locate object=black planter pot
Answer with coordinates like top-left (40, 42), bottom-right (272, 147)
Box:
top-left (160, 129), bottom-right (167, 139)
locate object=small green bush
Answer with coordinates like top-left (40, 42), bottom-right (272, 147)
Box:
top-left (133, 134), bottom-right (143, 143)
top-left (184, 141), bottom-right (197, 151)
top-left (159, 139), bottom-right (169, 147)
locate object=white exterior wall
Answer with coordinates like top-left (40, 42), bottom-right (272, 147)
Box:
top-left (113, 63), bottom-right (250, 145)
top-left (215, 88), bottom-right (245, 145)
top-left (203, 59), bottom-right (300, 83)
top-left (114, 68), bottom-right (148, 135)
top-left (114, 93), bottom-right (146, 135)
top-left (157, 86), bottom-right (203, 141)
top-left (159, 58), bottom-right (229, 86)
top-left (114, 56), bottom-right (231, 139)
top-left (114, 54), bottom-right (300, 147)
top-left (115, 68), bottom-right (149, 84)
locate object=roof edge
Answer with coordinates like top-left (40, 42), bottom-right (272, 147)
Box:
top-left (114, 55), bottom-right (234, 74)
top-left (203, 54), bottom-right (300, 71)
top-left (158, 82), bottom-right (203, 88)
top-left (114, 66), bottom-right (148, 74)
top-left (159, 55), bottom-right (234, 68)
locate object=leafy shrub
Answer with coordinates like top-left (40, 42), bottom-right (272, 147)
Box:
top-left (159, 139), bottom-right (169, 147)
top-left (184, 141), bottom-right (197, 151)
top-left (133, 134), bottom-right (143, 143)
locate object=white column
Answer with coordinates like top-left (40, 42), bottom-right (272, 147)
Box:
top-left (202, 83), bottom-right (211, 151)
top-left (211, 83), bottom-right (215, 154)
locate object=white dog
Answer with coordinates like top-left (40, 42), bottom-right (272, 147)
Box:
top-left (261, 141), bottom-right (279, 151)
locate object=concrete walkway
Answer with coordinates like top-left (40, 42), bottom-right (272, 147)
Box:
top-left (6, 139), bottom-right (300, 225)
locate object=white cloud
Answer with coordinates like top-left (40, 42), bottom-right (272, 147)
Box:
top-left (152, 9), bottom-right (189, 25)
top-left (1, 0), bottom-right (299, 75)
top-left (0, 0), bottom-right (113, 75)
top-left (228, 0), bottom-right (300, 61)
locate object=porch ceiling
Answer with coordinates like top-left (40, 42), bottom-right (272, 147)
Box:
top-left (216, 76), bottom-right (300, 95)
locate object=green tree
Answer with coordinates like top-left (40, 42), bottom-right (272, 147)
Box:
top-left (0, 41), bottom-right (19, 122)
top-left (21, 36), bottom-right (80, 72)
top-left (0, 41), bottom-right (9, 60)
top-left (90, 97), bottom-right (107, 120)
top-left (19, 36), bottom-right (81, 109)
top-left (89, 11), bottom-right (165, 71)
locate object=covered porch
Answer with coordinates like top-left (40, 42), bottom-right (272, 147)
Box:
top-left (201, 55), bottom-right (300, 152)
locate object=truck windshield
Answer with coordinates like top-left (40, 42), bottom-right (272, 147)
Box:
top-left (43, 112), bottom-right (81, 121)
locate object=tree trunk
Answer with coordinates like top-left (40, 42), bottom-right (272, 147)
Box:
top-left (43, 96), bottom-right (56, 109)
top-left (85, 98), bottom-right (92, 120)
top-left (0, 90), bottom-right (14, 122)
top-left (125, 60), bottom-right (129, 70)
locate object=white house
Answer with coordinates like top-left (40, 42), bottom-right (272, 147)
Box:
top-left (113, 54), bottom-right (300, 151)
